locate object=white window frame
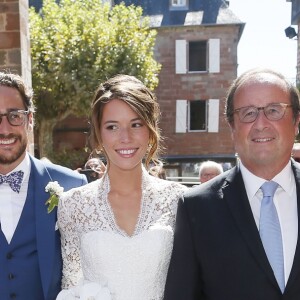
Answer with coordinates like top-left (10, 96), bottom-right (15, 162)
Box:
top-left (208, 39), bottom-right (220, 73)
top-left (175, 38), bottom-right (220, 74)
top-left (175, 40), bottom-right (187, 74)
top-left (171, 0), bottom-right (187, 7)
top-left (175, 100), bottom-right (187, 133)
top-left (175, 99), bottom-right (219, 133)
top-left (207, 99), bottom-right (219, 132)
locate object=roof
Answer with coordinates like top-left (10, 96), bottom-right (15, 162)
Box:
top-left (29, 0), bottom-right (245, 38)
top-left (29, 0), bottom-right (43, 11)
top-left (148, 7), bottom-right (243, 27)
top-left (30, 0), bottom-right (244, 25)
top-left (114, 0), bottom-right (244, 27)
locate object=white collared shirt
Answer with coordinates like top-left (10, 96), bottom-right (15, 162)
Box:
top-left (240, 161), bottom-right (298, 284)
top-left (0, 153), bottom-right (31, 243)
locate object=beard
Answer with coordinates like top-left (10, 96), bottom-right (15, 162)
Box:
top-left (0, 134), bottom-right (27, 165)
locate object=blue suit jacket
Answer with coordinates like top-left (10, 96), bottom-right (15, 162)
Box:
top-left (29, 154), bottom-right (87, 300)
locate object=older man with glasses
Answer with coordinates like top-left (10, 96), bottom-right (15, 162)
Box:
top-left (0, 72), bottom-right (87, 300)
top-left (164, 68), bottom-right (300, 300)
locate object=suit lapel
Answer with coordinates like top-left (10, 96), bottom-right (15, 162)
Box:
top-left (223, 166), bottom-right (279, 289)
top-left (285, 161), bottom-right (300, 290)
top-left (30, 156), bottom-right (57, 300)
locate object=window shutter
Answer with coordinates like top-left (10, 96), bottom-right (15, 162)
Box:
top-left (208, 39), bottom-right (220, 73)
top-left (176, 100), bottom-right (187, 133)
top-left (175, 40), bottom-right (187, 74)
top-left (208, 99), bottom-right (219, 132)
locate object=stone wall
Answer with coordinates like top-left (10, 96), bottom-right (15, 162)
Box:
top-left (0, 0), bottom-right (34, 153)
top-left (154, 25), bottom-right (238, 158)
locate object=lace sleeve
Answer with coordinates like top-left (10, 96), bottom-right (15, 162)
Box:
top-left (58, 190), bottom-right (84, 289)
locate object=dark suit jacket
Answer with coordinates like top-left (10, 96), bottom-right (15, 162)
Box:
top-left (29, 154), bottom-right (87, 300)
top-left (164, 161), bottom-right (300, 300)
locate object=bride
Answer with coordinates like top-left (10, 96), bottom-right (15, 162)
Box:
top-left (56, 74), bottom-right (187, 300)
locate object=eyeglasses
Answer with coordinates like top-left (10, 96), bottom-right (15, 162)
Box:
top-left (233, 103), bottom-right (293, 123)
top-left (201, 173), bottom-right (219, 178)
top-left (0, 110), bottom-right (30, 126)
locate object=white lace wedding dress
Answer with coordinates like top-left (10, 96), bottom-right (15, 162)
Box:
top-left (56, 168), bottom-right (187, 300)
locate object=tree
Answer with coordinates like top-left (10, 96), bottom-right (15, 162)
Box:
top-left (29, 0), bottom-right (161, 158)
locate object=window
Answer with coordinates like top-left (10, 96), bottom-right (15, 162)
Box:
top-left (176, 39), bottom-right (220, 74)
top-left (189, 100), bottom-right (206, 130)
top-left (171, 0), bottom-right (186, 7)
top-left (189, 41), bottom-right (207, 72)
top-left (176, 99), bottom-right (219, 133)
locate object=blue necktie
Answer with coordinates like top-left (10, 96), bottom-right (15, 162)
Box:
top-left (0, 170), bottom-right (24, 193)
top-left (259, 181), bottom-right (285, 293)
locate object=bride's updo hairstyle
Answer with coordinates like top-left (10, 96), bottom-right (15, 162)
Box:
top-left (90, 74), bottom-right (162, 169)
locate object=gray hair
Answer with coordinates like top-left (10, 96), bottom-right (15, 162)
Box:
top-left (199, 160), bottom-right (223, 177)
top-left (225, 68), bottom-right (300, 125)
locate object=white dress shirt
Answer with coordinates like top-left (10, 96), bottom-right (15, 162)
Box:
top-left (240, 161), bottom-right (298, 284)
top-left (0, 153), bottom-right (30, 243)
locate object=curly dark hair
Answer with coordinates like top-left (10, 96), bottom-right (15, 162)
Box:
top-left (0, 71), bottom-right (35, 112)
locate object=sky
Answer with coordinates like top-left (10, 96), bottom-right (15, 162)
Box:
top-left (229, 0), bottom-right (298, 83)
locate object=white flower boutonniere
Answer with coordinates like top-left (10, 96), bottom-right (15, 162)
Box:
top-left (45, 181), bottom-right (64, 213)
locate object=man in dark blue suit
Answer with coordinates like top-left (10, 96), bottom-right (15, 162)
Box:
top-left (0, 72), bottom-right (87, 299)
top-left (164, 68), bottom-right (300, 299)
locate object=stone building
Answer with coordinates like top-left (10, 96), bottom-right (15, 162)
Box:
top-left (29, 0), bottom-right (245, 177)
top-left (112, 0), bottom-right (244, 177)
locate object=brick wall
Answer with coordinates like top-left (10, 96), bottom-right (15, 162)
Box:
top-left (0, 0), bottom-right (31, 77)
top-left (53, 24), bottom-right (239, 162)
top-left (154, 25), bottom-right (238, 158)
top-left (0, 0), bottom-right (33, 152)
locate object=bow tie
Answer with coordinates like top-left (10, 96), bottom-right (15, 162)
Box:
top-left (0, 170), bottom-right (24, 193)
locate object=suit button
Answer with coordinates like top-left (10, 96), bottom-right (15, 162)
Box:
top-left (6, 252), bottom-right (13, 259)
top-left (8, 273), bottom-right (14, 280)
top-left (10, 293), bottom-right (16, 299)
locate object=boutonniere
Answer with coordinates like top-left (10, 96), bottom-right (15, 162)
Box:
top-left (45, 181), bottom-right (64, 213)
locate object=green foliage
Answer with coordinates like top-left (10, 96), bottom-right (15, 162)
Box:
top-left (30, 0), bottom-right (160, 121)
top-left (45, 193), bottom-right (59, 213)
top-left (29, 0), bottom-right (161, 155)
